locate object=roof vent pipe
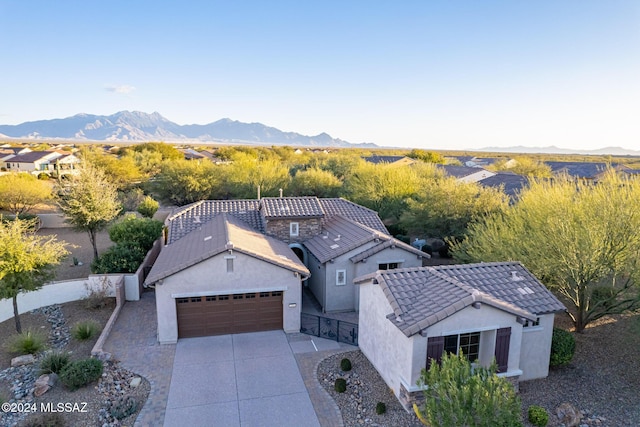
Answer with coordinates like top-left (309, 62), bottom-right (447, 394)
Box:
top-left (279, 188), bottom-right (283, 197)
top-left (257, 185), bottom-right (261, 200)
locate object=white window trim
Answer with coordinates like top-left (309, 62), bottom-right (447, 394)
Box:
top-left (290, 222), bottom-right (299, 237)
top-left (336, 269), bottom-right (347, 286)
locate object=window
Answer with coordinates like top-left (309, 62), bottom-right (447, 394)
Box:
top-left (290, 222), bottom-right (299, 237)
top-left (336, 269), bottom-right (347, 286)
top-left (225, 256), bottom-right (235, 273)
top-left (378, 262), bottom-right (400, 270)
top-left (444, 332), bottom-right (480, 362)
top-left (523, 317), bottom-right (541, 328)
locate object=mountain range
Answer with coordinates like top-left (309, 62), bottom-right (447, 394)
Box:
top-left (0, 111), bottom-right (377, 148)
top-left (477, 145), bottom-right (640, 156)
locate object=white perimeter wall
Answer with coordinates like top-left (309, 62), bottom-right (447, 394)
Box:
top-left (0, 275), bottom-right (120, 323)
top-left (519, 313), bottom-right (555, 380)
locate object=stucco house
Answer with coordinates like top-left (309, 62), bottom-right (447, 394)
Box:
top-left (3, 150), bottom-right (79, 176)
top-left (145, 196), bottom-right (427, 344)
top-left (355, 262), bottom-right (565, 410)
top-left (437, 165), bottom-right (497, 183)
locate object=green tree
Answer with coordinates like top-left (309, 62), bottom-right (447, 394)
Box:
top-left (399, 177), bottom-right (508, 241)
top-left (415, 352), bottom-right (522, 427)
top-left (225, 154), bottom-right (290, 198)
top-left (407, 149), bottom-right (446, 164)
top-left (290, 168), bottom-right (342, 198)
top-left (0, 219), bottom-right (69, 332)
top-left (453, 172), bottom-right (640, 332)
top-left (0, 173), bottom-right (52, 215)
top-left (78, 146), bottom-right (143, 189)
top-left (56, 163), bottom-right (121, 261)
top-left (137, 195), bottom-right (159, 218)
top-left (91, 242), bottom-right (147, 274)
top-left (153, 159), bottom-right (225, 205)
top-left (109, 215), bottom-right (163, 251)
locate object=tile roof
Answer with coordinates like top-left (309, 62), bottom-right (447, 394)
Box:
top-left (260, 197), bottom-right (324, 219)
top-left (167, 197), bottom-right (390, 244)
top-left (167, 200), bottom-right (263, 244)
top-left (362, 155), bottom-right (411, 165)
top-left (318, 198), bottom-right (389, 234)
top-left (7, 151), bottom-right (60, 163)
top-left (478, 172), bottom-right (529, 198)
top-left (146, 213), bottom-right (309, 284)
top-left (544, 161), bottom-right (628, 179)
top-left (434, 262), bottom-right (566, 316)
top-left (438, 165), bottom-right (489, 178)
top-left (354, 262), bottom-right (565, 337)
top-left (304, 216), bottom-right (389, 263)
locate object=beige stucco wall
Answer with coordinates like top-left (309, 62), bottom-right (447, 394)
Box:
top-left (359, 279), bottom-right (526, 402)
top-left (155, 251), bottom-right (302, 344)
top-left (322, 242), bottom-right (423, 313)
top-left (519, 313), bottom-right (555, 380)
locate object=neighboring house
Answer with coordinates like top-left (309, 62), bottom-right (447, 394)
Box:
top-left (145, 196), bottom-right (426, 343)
top-left (355, 262), bottom-right (565, 410)
top-left (0, 147), bottom-right (32, 169)
top-left (3, 150), bottom-right (79, 175)
top-left (544, 161), bottom-right (631, 181)
top-left (362, 155), bottom-right (417, 167)
top-left (478, 172), bottom-right (530, 200)
top-left (449, 156), bottom-right (516, 169)
top-left (437, 165), bottom-right (496, 183)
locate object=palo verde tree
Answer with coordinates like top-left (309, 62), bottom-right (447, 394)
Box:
top-left (56, 162), bottom-right (122, 261)
top-left (0, 173), bottom-right (52, 215)
top-left (453, 171), bottom-right (640, 332)
top-left (0, 218), bottom-right (69, 333)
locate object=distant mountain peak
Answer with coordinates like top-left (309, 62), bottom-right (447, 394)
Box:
top-left (0, 111), bottom-right (377, 148)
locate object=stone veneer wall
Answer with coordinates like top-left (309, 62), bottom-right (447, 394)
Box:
top-left (264, 218), bottom-right (322, 243)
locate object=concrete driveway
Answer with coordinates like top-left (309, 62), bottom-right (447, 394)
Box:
top-left (163, 330), bottom-right (322, 427)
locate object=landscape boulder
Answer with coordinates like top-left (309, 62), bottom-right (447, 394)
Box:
top-left (34, 373), bottom-right (59, 397)
top-left (11, 354), bottom-right (36, 367)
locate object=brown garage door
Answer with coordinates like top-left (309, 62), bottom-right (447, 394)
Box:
top-left (176, 291), bottom-right (283, 338)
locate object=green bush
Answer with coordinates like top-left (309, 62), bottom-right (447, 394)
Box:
top-left (110, 395), bottom-right (139, 420)
top-left (59, 358), bottom-right (103, 391)
top-left (528, 405), bottom-right (549, 427)
top-left (18, 412), bottom-right (66, 427)
top-left (334, 378), bottom-right (347, 393)
top-left (91, 242), bottom-right (147, 274)
top-left (108, 215), bottom-right (163, 251)
top-left (6, 330), bottom-right (47, 355)
top-left (340, 358), bottom-right (352, 372)
top-left (37, 172), bottom-right (50, 180)
top-left (550, 328), bottom-right (576, 367)
top-left (591, 286), bottom-right (616, 309)
top-left (137, 195), bottom-right (159, 218)
top-left (39, 350), bottom-right (71, 375)
top-left (375, 402), bottom-right (387, 415)
top-left (416, 352), bottom-right (523, 427)
top-left (71, 320), bottom-right (99, 341)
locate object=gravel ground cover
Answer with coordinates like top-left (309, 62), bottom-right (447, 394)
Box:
top-left (317, 312), bottom-right (640, 427)
top-left (0, 300), bottom-right (150, 427)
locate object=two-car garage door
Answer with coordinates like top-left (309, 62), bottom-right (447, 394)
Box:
top-left (176, 291), bottom-right (283, 338)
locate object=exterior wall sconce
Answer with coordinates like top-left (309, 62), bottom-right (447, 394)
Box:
top-left (288, 303), bottom-right (297, 308)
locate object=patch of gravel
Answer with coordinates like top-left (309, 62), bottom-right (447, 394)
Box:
top-left (317, 313), bottom-right (640, 427)
top-left (317, 350), bottom-right (423, 427)
top-left (0, 301), bottom-right (150, 427)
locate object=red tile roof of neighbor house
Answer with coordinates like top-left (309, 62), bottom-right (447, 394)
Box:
top-left (354, 262), bottom-right (565, 337)
top-left (146, 213), bottom-right (309, 284)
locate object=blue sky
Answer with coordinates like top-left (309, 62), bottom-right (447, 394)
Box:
top-left (1, 1), bottom-right (638, 151)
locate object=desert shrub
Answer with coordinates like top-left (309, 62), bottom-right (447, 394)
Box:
top-left (108, 215), bottom-right (163, 251)
top-left (550, 328), bottom-right (575, 367)
top-left (6, 330), bottom-right (47, 355)
top-left (137, 195), bottom-right (159, 218)
top-left (91, 242), bottom-right (147, 274)
top-left (340, 358), bottom-right (352, 372)
top-left (375, 402), bottom-right (387, 415)
top-left (60, 358), bottom-right (103, 391)
top-left (334, 378), bottom-right (347, 393)
top-left (591, 286), bottom-right (616, 309)
top-left (84, 280), bottom-right (110, 309)
top-left (528, 405), bottom-right (549, 427)
top-left (37, 172), bottom-right (50, 180)
top-left (72, 320), bottom-right (99, 341)
top-left (110, 395), bottom-right (139, 420)
top-left (18, 412), bottom-right (66, 427)
top-left (416, 352), bottom-right (522, 427)
top-left (39, 350), bottom-right (71, 375)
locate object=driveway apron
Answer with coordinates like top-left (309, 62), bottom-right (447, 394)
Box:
top-left (164, 330), bottom-right (321, 427)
